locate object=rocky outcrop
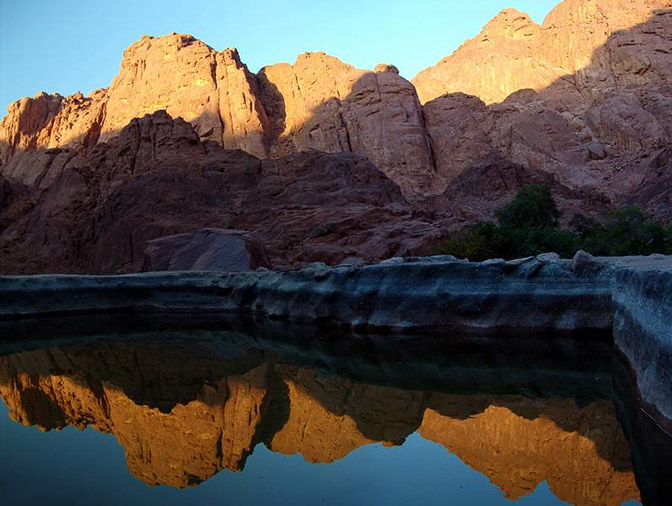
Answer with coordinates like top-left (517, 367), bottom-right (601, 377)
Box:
top-left (257, 52), bottom-right (436, 195)
top-left (0, 35), bottom-right (435, 197)
top-left (100, 35), bottom-right (269, 158)
top-left (416, 154), bottom-right (608, 228)
top-left (0, 340), bottom-right (639, 503)
top-left (2, 0), bottom-right (668, 203)
top-left (412, 1), bottom-right (672, 105)
top-left (1, 0), bottom-right (671, 270)
top-left (0, 111), bottom-right (441, 274)
top-left (415, 2), bottom-right (672, 199)
top-left (0, 255), bottom-right (616, 336)
top-left (142, 229), bottom-right (271, 272)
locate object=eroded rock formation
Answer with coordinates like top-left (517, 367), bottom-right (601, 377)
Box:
top-left (0, 0), bottom-right (671, 274)
top-left (415, 1), bottom-right (672, 199)
top-left (2, 0), bottom-right (670, 199)
top-left (257, 52), bottom-right (436, 194)
top-left (0, 254), bottom-right (616, 335)
top-left (0, 111), bottom-right (441, 274)
top-left (413, 0), bottom-right (672, 104)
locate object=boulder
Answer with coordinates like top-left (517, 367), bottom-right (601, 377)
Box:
top-left (572, 250), bottom-right (604, 273)
top-left (537, 252), bottom-right (561, 263)
top-left (142, 229), bottom-right (271, 272)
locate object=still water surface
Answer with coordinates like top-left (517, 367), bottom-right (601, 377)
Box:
top-left (0, 319), bottom-right (658, 505)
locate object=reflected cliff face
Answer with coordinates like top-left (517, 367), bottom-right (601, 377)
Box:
top-left (0, 328), bottom-right (646, 506)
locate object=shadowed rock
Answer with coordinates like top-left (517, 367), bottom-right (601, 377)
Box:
top-left (0, 111), bottom-right (441, 274)
top-left (142, 229), bottom-right (271, 272)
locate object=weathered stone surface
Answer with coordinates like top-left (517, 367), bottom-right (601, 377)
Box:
top-left (7, 255), bottom-right (670, 433)
top-left (101, 34), bottom-right (269, 157)
top-left (572, 250), bottom-right (604, 273)
top-left (1, 0), bottom-right (672, 261)
top-left (1, 36), bottom-right (435, 196)
top-left (413, 0), bottom-right (672, 105)
top-left (415, 1), bottom-right (672, 203)
top-left (612, 256), bottom-right (672, 428)
top-left (0, 255), bottom-right (616, 336)
top-left (258, 52), bottom-right (435, 195)
top-left (0, 111), bottom-right (441, 274)
top-left (0, 92), bottom-right (64, 164)
top-left (415, 154), bottom-right (607, 229)
top-left (142, 228), bottom-right (271, 272)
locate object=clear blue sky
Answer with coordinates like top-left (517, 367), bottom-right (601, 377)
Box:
top-left (0, 0), bottom-right (560, 113)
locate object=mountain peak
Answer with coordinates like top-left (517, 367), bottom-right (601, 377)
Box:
top-left (481, 8), bottom-right (538, 39)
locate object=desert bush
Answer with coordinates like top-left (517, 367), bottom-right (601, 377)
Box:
top-left (436, 186), bottom-right (672, 260)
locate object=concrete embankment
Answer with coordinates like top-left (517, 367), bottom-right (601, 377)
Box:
top-left (1, 253), bottom-right (671, 428)
top-left (0, 255), bottom-right (614, 336)
top-left (612, 256), bottom-right (672, 430)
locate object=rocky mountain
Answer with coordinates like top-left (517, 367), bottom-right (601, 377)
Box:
top-left (0, 0), bottom-right (670, 273)
top-left (416, 0), bottom-right (672, 215)
top-left (0, 111), bottom-right (443, 273)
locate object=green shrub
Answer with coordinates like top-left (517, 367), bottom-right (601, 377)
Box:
top-left (435, 186), bottom-right (671, 260)
top-left (582, 207), bottom-right (672, 256)
top-left (437, 223), bottom-right (501, 262)
top-left (496, 225), bottom-right (579, 259)
top-left (496, 185), bottom-right (560, 228)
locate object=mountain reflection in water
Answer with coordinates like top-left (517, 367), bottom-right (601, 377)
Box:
top-left (0, 322), bottom-right (644, 505)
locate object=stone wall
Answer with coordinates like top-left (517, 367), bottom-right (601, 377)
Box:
top-left (2, 254), bottom-right (671, 429)
top-left (0, 255), bottom-right (614, 335)
top-left (612, 257), bottom-right (672, 429)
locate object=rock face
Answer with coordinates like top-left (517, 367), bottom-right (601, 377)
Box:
top-left (0, 339), bottom-right (640, 504)
top-left (415, 1), bottom-right (672, 200)
top-left (412, 1), bottom-right (672, 105)
top-left (1, 0), bottom-right (671, 273)
top-left (0, 111), bottom-right (441, 274)
top-left (416, 154), bottom-right (608, 228)
top-left (0, 35), bottom-right (435, 197)
top-left (101, 35), bottom-right (269, 158)
top-left (2, 0), bottom-right (669, 204)
top-left (257, 52), bottom-right (436, 194)
top-left (142, 229), bottom-right (271, 272)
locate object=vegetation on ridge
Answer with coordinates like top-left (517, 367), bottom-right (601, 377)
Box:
top-left (436, 185), bottom-right (672, 261)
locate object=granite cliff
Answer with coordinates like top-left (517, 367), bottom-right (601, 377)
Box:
top-left (1, 0), bottom-right (671, 274)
